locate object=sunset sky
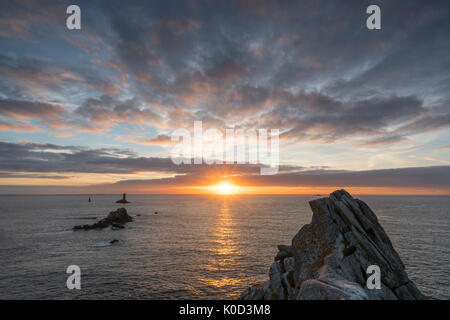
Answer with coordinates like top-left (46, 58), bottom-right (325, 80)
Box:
top-left (0, 0), bottom-right (449, 194)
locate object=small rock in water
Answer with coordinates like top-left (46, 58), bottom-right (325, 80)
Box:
top-left (73, 208), bottom-right (132, 230)
top-left (92, 240), bottom-right (122, 247)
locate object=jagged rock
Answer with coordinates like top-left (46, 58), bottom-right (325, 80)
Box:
top-left (274, 245), bottom-right (295, 262)
top-left (73, 208), bottom-right (132, 230)
top-left (268, 262), bottom-right (286, 299)
top-left (297, 279), bottom-right (367, 300)
top-left (283, 257), bottom-right (295, 273)
top-left (239, 282), bottom-right (269, 300)
top-left (239, 190), bottom-right (426, 300)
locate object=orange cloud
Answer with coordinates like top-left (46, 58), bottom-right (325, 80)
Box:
top-left (0, 121), bottom-right (41, 132)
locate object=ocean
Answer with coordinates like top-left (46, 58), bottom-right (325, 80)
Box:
top-left (0, 194), bottom-right (448, 299)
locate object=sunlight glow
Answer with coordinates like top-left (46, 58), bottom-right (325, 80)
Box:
top-left (215, 182), bottom-right (235, 195)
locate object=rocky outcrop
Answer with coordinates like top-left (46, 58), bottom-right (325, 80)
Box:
top-left (239, 190), bottom-right (426, 300)
top-left (73, 208), bottom-right (132, 230)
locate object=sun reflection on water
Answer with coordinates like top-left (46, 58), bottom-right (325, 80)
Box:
top-left (197, 197), bottom-right (247, 292)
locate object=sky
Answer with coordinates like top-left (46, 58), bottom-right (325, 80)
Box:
top-left (0, 0), bottom-right (449, 194)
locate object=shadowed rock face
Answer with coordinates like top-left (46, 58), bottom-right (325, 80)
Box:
top-left (239, 190), bottom-right (426, 300)
top-left (73, 208), bottom-right (132, 230)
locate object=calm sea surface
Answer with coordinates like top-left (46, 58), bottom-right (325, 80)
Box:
top-left (0, 194), bottom-right (448, 299)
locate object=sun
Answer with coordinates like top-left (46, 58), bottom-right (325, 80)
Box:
top-left (216, 182), bottom-right (234, 195)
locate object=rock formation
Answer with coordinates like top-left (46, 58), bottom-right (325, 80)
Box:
top-left (239, 190), bottom-right (426, 300)
top-left (73, 208), bottom-right (133, 230)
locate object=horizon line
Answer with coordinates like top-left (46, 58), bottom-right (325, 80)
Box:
top-left (1, 193), bottom-right (449, 196)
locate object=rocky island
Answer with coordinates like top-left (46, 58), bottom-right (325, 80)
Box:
top-left (240, 190), bottom-right (426, 300)
top-left (73, 208), bottom-right (133, 230)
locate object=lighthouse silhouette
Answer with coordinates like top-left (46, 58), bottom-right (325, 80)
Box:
top-left (116, 193), bottom-right (130, 204)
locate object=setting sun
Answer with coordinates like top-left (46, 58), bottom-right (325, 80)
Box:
top-left (215, 182), bottom-right (234, 195)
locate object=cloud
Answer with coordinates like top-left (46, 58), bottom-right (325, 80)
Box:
top-left (0, 0), bottom-right (64, 38)
top-left (358, 135), bottom-right (406, 147)
top-left (237, 166), bottom-right (450, 189)
top-left (0, 98), bottom-right (79, 133)
top-left (74, 95), bottom-right (163, 128)
top-left (0, 141), bottom-right (271, 175)
top-left (0, 0), bottom-right (449, 176)
top-left (0, 51), bottom-right (122, 103)
top-left (0, 172), bottom-right (70, 179)
top-left (263, 94), bottom-right (425, 143)
top-left (126, 134), bottom-right (173, 146)
top-left (0, 121), bottom-right (41, 132)
top-left (0, 99), bottom-right (64, 120)
top-left (398, 113), bottom-right (450, 135)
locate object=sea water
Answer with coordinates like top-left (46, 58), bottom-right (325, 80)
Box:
top-left (0, 194), bottom-right (448, 299)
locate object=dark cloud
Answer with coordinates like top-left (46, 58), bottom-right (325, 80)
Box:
top-left (0, 0), bottom-right (66, 38)
top-left (261, 94), bottom-right (425, 143)
top-left (0, 99), bottom-right (64, 120)
top-left (0, 53), bottom-right (120, 101)
top-left (0, 141), bottom-right (280, 175)
top-left (237, 166), bottom-right (450, 189)
top-left (358, 135), bottom-right (406, 147)
top-left (75, 95), bottom-right (163, 127)
top-left (0, 172), bottom-right (70, 179)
